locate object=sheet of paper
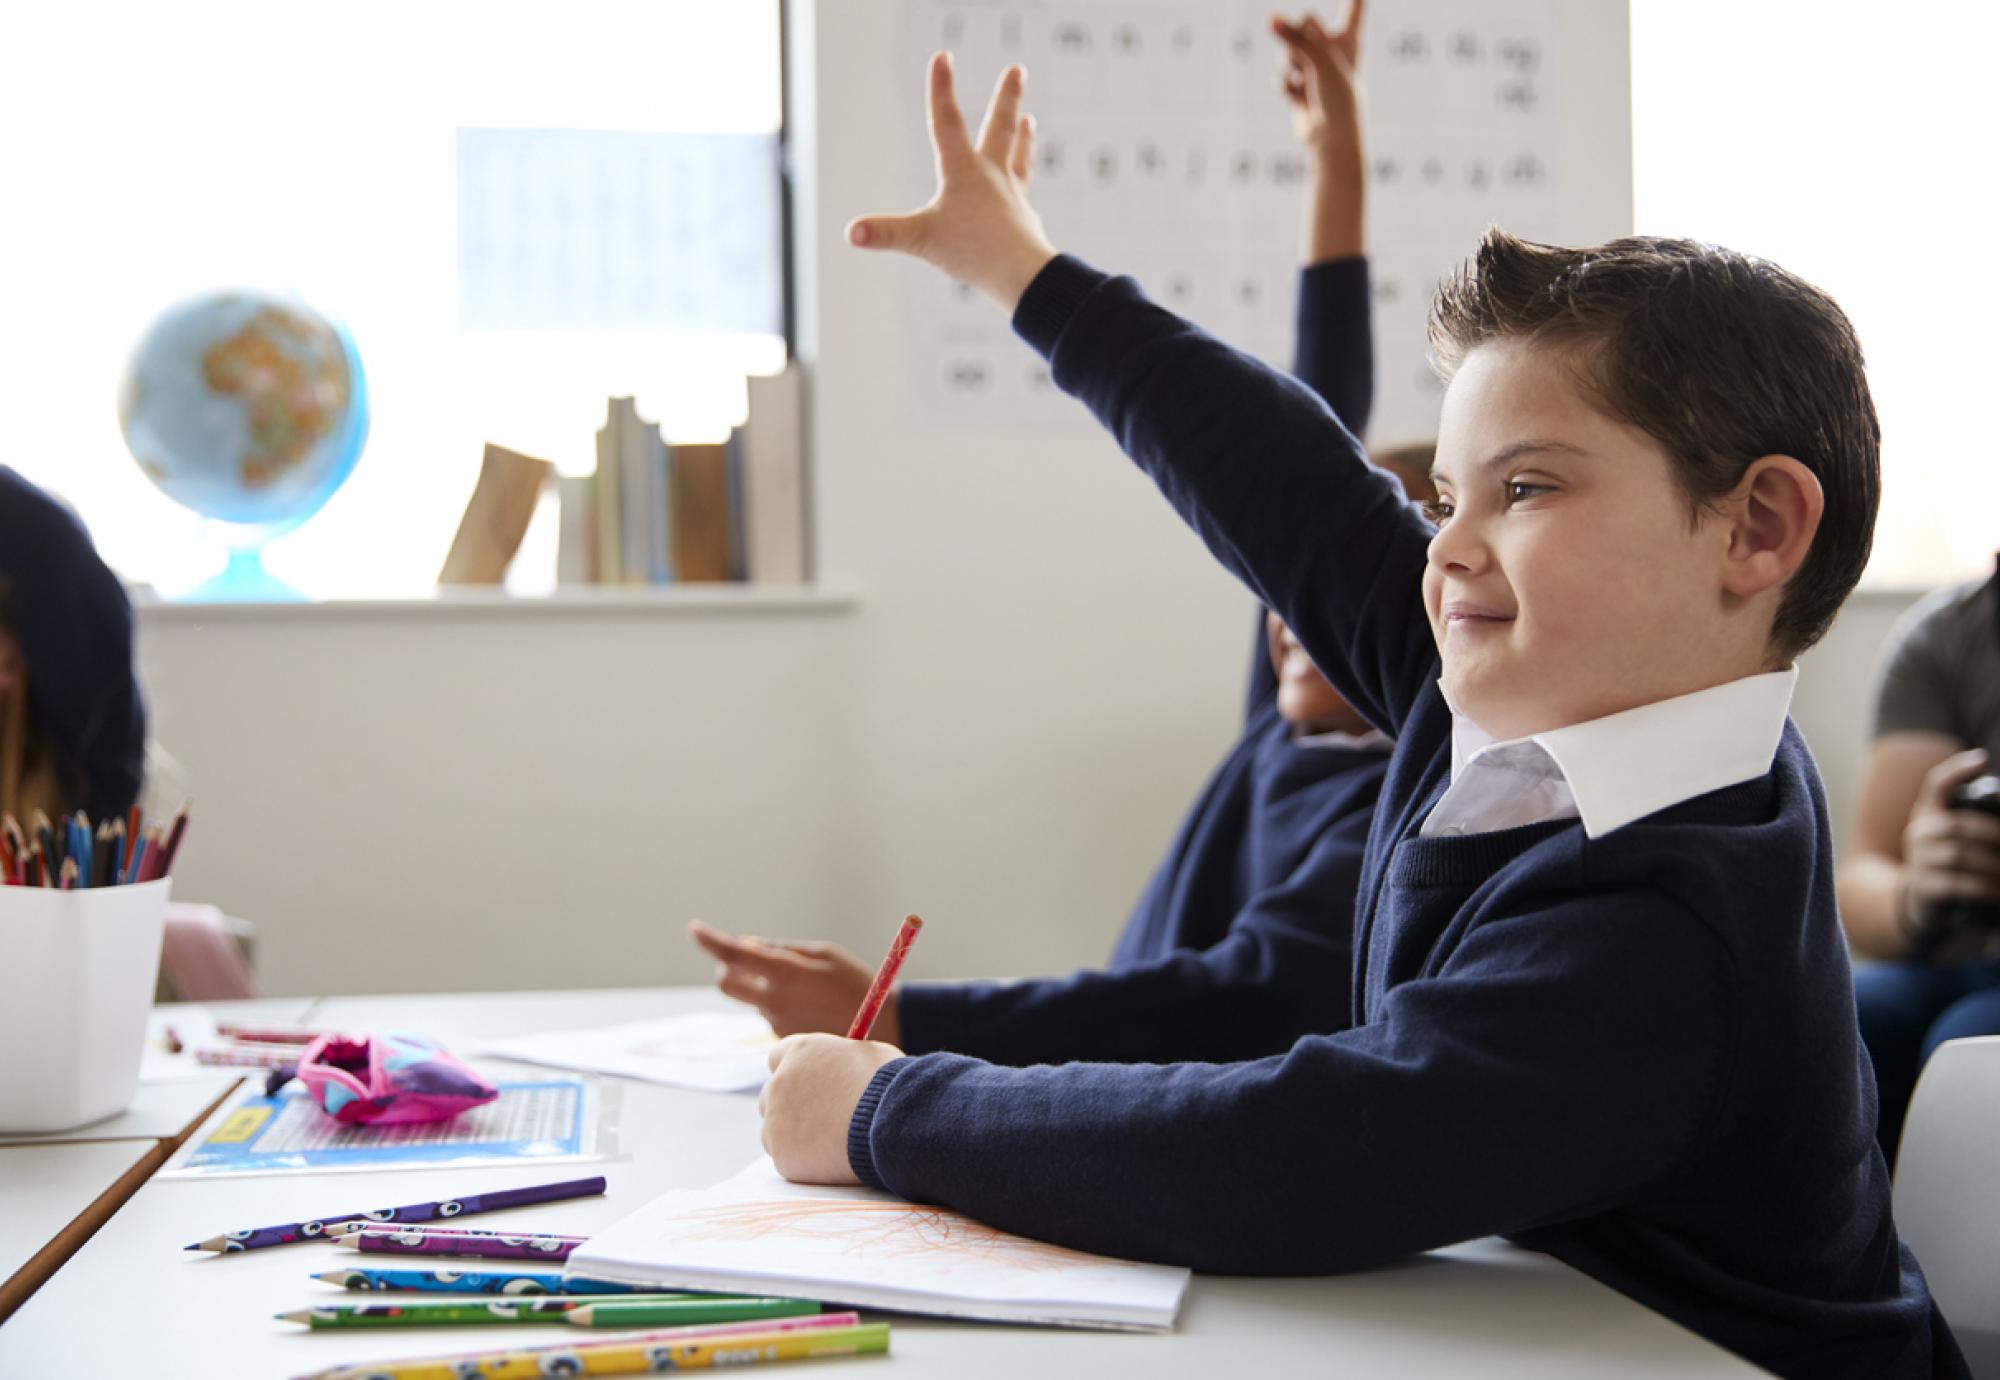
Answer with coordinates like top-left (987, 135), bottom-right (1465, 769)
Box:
top-left (567, 1157), bottom-right (1190, 1331)
top-left (480, 1011), bottom-right (776, 1094)
top-left (158, 1074), bottom-right (607, 1178)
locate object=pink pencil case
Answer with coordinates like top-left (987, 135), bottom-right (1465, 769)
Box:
top-left (266, 1032), bottom-right (498, 1125)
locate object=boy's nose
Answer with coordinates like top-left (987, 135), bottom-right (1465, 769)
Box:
top-left (1425, 514), bottom-right (1485, 574)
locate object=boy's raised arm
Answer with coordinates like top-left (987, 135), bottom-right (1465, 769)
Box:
top-left (851, 54), bottom-right (1436, 734)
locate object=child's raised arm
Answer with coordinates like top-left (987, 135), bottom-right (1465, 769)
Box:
top-left (851, 54), bottom-right (1437, 736)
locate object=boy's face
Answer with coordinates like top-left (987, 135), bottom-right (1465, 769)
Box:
top-left (1424, 338), bottom-right (1744, 741)
top-left (1266, 612), bottom-right (1370, 736)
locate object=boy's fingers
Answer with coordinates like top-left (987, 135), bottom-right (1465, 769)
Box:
top-left (975, 64), bottom-right (1026, 164)
top-left (926, 51), bottom-right (974, 168)
top-left (1342, 0), bottom-right (1367, 46)
top-left (847, 212), bottom-right (928, 255)
top-left (1011, 113), bottom-right (1036, 184)
top-left (716, 967), bottom-right (768, 1007)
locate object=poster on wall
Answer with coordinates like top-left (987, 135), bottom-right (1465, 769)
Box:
top-left (898, 0), bottom-right (1566, 446)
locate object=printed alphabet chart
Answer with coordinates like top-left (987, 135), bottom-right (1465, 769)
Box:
top-left (899, 0), bottom-right (1572, 444)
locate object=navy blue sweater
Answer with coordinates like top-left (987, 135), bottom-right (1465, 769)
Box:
top-left (896, 260), bottom-right (1388, 1067)
top-left (848, 259), bottom-right (1964, 1379)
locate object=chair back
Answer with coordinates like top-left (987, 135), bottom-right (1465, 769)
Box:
top-left (1894, 1034), bottom-right (2000, 1376)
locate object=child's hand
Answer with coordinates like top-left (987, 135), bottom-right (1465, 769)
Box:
top-left (759, 1034), bottom-right (904, 1186)
top-left (688, 921), bottom-right (899, 1046)
top-left (846, 54), bottom-right (1059, 312)
top-left (1273, 7), bottom-right (1367, 264)
top-left (1272, 7), bottom-right (1364, 159)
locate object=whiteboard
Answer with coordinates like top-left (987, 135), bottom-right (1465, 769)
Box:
top-left (895, 0), bottom-right (1627, 446)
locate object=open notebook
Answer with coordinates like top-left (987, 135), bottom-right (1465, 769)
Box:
top-left (567, 1157), bottom-right (1190, 1331)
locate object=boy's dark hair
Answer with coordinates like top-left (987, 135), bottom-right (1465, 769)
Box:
top-left (1428, 229), bottom-right (1879, 657)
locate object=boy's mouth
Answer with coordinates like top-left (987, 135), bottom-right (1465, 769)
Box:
top-left (1441, 601), bottom-right (1513, 629)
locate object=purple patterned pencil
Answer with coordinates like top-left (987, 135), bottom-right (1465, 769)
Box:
top-left (339, 1227), bottom-right (589, 1262)
top-left (185, 1176), bottom-right (606, 1253)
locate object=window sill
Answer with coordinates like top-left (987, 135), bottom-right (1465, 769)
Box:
top-left (132, 585), bottom-right (856, 622)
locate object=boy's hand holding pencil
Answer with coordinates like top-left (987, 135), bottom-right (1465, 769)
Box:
top-left (755, 916), bottom-right (923, 1187)
top-left (846, 54), bottom-right (1058, 312)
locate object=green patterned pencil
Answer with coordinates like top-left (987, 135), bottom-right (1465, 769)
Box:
top-left (277, 1294), bottom-right (712, 1329)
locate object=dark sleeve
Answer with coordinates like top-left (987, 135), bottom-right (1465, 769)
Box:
top-left (1292, 257), bottom-right (1373, 438)
top-left (893, 792), bottom-right (1375, 1066)
top-left (849, 893), bottom-right (1728, 1275)
top-left (1243, 258), bottom-right (1375, 721)
top-left (1014, 257), bottom-right (1436, 737)
top-left (1871, 588), bottom-right (1970, 742)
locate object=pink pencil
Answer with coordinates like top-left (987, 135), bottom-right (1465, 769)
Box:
top-left (846, 914), bottom-right (923, 1041)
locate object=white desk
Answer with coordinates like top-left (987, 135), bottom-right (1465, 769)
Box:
top-left (0, 988), bottom-right (1761, 1376)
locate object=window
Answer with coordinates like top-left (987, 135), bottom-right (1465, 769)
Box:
top-left (1, 0), bottom-right (784, 598)
top-left (1630, 0), bottom-right (1999, 586)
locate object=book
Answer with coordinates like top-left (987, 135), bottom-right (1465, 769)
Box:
top-left (670, 442), bottom-right (733, 583)
top-left (739, 364), bottom-right (809, 584)
top-left (593, 401), bottom-right (625, 584)
top-left (644, 426), bottom-right (674, 584)
top-left (556, 473), bottom-right (597, 584)
top-left (614, 397), bottom-right (653, 585)
top-left (565, 1157), bottom-right (1189, 1331)
top-left (439, 443), bottom-right (554, 585)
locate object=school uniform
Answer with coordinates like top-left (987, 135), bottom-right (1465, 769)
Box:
top-left (894, 260), bottom-right (1389, 1067)
top-left (846, 259), bottom-right (1964, 1379)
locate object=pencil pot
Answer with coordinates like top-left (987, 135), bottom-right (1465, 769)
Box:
top-left (0, 879), bottom-right (170, 1133)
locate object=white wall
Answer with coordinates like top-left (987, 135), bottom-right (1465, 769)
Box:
top-left (132, 0), bottom-right (1924, 999)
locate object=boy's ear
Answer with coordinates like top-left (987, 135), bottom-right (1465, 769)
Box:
top-left (1719, 454), bottom-right (1823, 599)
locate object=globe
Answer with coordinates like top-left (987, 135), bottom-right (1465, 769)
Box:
top-left (117, 291), bottom-right (369, 600)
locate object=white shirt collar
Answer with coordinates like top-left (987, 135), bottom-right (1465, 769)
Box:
top-left (1429, 668), bottom-right (1797, 840)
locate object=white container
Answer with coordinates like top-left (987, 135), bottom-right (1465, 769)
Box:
top-left (0, 879), bottom-right (170, 1134)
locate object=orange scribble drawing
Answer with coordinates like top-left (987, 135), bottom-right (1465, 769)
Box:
top-left (674, 1200), bottom-right (1106, 1272)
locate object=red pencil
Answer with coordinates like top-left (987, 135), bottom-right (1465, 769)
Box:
top-left (845, 914), bottom-right (923, 1041)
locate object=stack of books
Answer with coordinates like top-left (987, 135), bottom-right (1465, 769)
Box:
top-left (558, 364), bottom-right (809, 587)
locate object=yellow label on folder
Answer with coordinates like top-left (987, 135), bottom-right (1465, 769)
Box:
top-left (208, 1106), bottom-right (272, 1144)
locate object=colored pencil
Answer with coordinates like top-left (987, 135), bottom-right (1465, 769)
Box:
top-left (846, 914), bottom-right (923, 1040)
top-left (58, 856), bottom-right (78, 890)
top-left (343, 1228), bottom-right (588, 1262)
top-left (193, 1044), bottom-right (300, 1069)
top-left (214, 1019), bottom-right (327, 1044)
top-left (278, 1294), bottom-right (709, 1328)
top-left (187, 1176), bottom-right (608, 1253)
top-left (565, 1298), bottom-right (821, 1329)
top-left (288, 1312), bottom-right (866, 1380)
top-left (158, 799), bottom-right (191, 875)
top-left (312, 1267), bottom-right (653, 1295)
top-left (124, 834), bottom-right (149, 886)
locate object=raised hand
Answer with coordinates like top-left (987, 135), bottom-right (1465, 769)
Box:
top-left (846, 54), bottom-right (1059, 312)
top-left (1272, 6), bottom-right (1367, 264)
top-left (689, 920), bottom-right (900, 1046)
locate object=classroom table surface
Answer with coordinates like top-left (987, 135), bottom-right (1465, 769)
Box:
top-left (0, 987), bottom-right (1765, 1377)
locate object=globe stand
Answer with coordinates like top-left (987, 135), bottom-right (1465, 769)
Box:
top-left (188, 547), bottom-right (304, 603)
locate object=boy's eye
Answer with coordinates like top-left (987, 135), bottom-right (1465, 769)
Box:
top-left (1420, 498), bottom-right (1453, 526)
top-left (1505, 480), bottom-right (1551, 504)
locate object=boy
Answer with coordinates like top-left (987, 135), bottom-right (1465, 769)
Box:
top-left (692, 8), bottom-right (1417, 1069)
top-left (755, 21), bottom-right (1965, 1380)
